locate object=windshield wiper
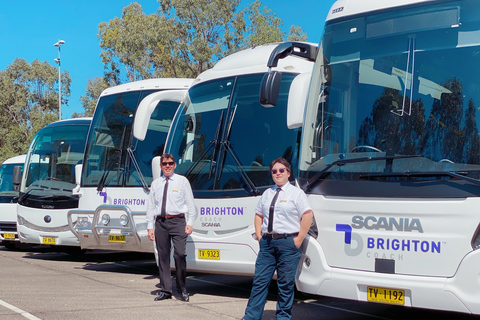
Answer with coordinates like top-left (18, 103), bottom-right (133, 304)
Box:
top-left (359, 171), bottom-right (480, 186)
top-left (217, 140), bottom-right (260, 196)
top-left (184, 111), bottom-right (225, 179)
top-left (127, 147), bottom-right (149, 193)
top-left (18, 188), bottom-right (44, 203)
top-left (303, 155), bottom-right (422, 191)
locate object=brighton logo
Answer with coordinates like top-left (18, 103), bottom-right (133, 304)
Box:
top-left (336, 216), bottom-right (441, 257)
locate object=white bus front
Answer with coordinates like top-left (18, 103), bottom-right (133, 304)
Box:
top-left (17, 119), bottom-right (91, 247)
top-left (69, 79), bottom-right (193, 251)
top-left (164, 43), bottom-right (316, 275)
top-left (294, 0), bottom-right (480, 315)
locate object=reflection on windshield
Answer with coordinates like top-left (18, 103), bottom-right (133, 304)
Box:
top-left (0, 163), bottom-right (23, 203)
top-left (82, 90), bottom-right (179, 188)
top-left (303, 0), bottom-right (480, 183)
top-left (24, 122), bottom-right (90, 197)
top-left (167, 74), bottom-right (300, 196)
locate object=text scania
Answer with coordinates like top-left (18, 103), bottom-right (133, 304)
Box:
top-left (200, 207), bottom-right (244, 216)
top-left (352, 215), bottom-right (423, 233)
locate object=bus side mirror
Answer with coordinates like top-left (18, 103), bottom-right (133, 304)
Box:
top-left (287, 72), bottom-right (311, 129)
top-left (152, 156), bottom-right (161, 181)
top-left (12, 165), bottom-right (22, 192)
top-left (259, 71), bottom-right (282, 108)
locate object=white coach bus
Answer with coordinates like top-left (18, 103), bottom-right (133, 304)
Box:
top-left (69, 43), bottom-right (316, 276)
top-left (262, 0), bottom-right (480, 315)
top-left (67, 78), bottom-right (193, 251)
top-left (16, 118), bottom-right (91, 248)
top-left (0, 154), bottom-right (25, 249)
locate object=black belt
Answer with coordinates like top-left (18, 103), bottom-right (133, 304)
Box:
top-left (157, 213), bottom-right (185, 220)
top-left (263, 232), bottom-right (298, 240)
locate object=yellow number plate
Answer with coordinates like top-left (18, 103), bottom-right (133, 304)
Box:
top-left (3, 233), bottom-right (15, 239)
top-left (198, 249), bottom-right (220, 260)
top-left (109, 235), bottom-right (125, 243)
top-left (367, 286), bottom-right (405, 305)
top-left (42, 237), bottom-right (57, 245)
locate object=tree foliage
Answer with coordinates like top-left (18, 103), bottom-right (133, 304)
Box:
top-left (0, 58), bottom-right (69, 163)
top-left (96, 0), bottom-right (308, 83)
top-left (77, 76), bottom-right (109, 117)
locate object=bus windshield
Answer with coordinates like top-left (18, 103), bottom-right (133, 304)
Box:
top-left (301, 0), bottom-right (480, 191)
top-left (82, 90), bottom-right (180, 188)
top-left (21, 121), bottom-right (90, 208)
top-left (167, 73), bottom-right (300, 197)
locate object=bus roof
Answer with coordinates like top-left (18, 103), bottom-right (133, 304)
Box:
top-left (2, 154), bottom-right (26, 165)
top-left (193, 42), bottom-right (316, 85)
top-left (327, 0), bottom-right (435, 21)
top-left (99, 78), bottom-right (194, 98)
top-left (40, 117), bottom-right (92, 130)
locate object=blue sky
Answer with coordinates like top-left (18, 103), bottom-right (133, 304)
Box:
top-left (0, 0), bottom-right (335, 119)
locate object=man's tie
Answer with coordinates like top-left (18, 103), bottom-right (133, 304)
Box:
top-left (160, 177), bottom-right (169, 218)
top-left (267, 188), bottom-right (282, 233)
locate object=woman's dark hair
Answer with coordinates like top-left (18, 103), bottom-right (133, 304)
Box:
top-left (269, 157), bottom-right (291, 173)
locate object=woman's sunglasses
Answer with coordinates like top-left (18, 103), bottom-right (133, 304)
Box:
top-left (271, 168), bottom-right (286, 174)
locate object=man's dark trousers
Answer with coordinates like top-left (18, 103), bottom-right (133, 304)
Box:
top-left (154, 216), bottom-right (187, 294)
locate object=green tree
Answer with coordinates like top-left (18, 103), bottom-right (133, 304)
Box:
top-left (98, 2), bottom-right (160, 84)
top-left (241, 0), bottom-right (284, 47)
top-left (0, 58), bottom-right (68, 163)
top-left (287, 25), bottom-right (308, 42)
top-left (78, 76), bottom-right (109, 117)
top-left (96, 0), bottom-right (308, 83)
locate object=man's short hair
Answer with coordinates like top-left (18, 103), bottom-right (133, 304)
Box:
top-left (161, 153), bottom-right (175, 162)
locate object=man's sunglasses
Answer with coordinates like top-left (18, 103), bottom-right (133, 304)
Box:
top-left (161, 161), bottom-right (175, 166)
top-left (271, 168), bottom-right (286, 174)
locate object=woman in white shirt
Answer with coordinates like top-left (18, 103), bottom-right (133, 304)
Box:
top-left (243, 157), bottom-right (313, 320)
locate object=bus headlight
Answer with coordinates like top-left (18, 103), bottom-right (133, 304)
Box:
top-left (120, 214), bottom-right (129, 226)
top-left (101, 214), bottom-right (110, 226)
top-left (472, 223), bottom-right (480, 250)
top-left (17, 215), bottom-right (26, 226)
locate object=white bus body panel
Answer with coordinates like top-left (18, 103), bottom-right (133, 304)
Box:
top-left (297, 195), bottom-right (480, 314)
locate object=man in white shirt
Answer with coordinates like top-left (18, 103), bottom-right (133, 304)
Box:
top-left (243, 157), bottom-right (313, 320)
top-left (146, 153), bottom-right (196, 302)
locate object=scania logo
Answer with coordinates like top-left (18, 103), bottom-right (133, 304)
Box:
top-left (44, 215), bottom-right (52, 223)
top-left (351, 215), bottom-right (423, 233)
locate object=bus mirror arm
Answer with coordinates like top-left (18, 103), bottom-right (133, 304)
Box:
top-left (73, 164), bottom-right (83, 194)
top-left (267, 42), bottom-right (318, 68)
top-left (260, 42), bottom-right (318, 108)
top-left (133, 90), bottom-right (187, 141)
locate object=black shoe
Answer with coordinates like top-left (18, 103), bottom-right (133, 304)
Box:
top-left (154, 292), bottom-right (172, 301)
top-left (180, 292), bottom-right (189, 302)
